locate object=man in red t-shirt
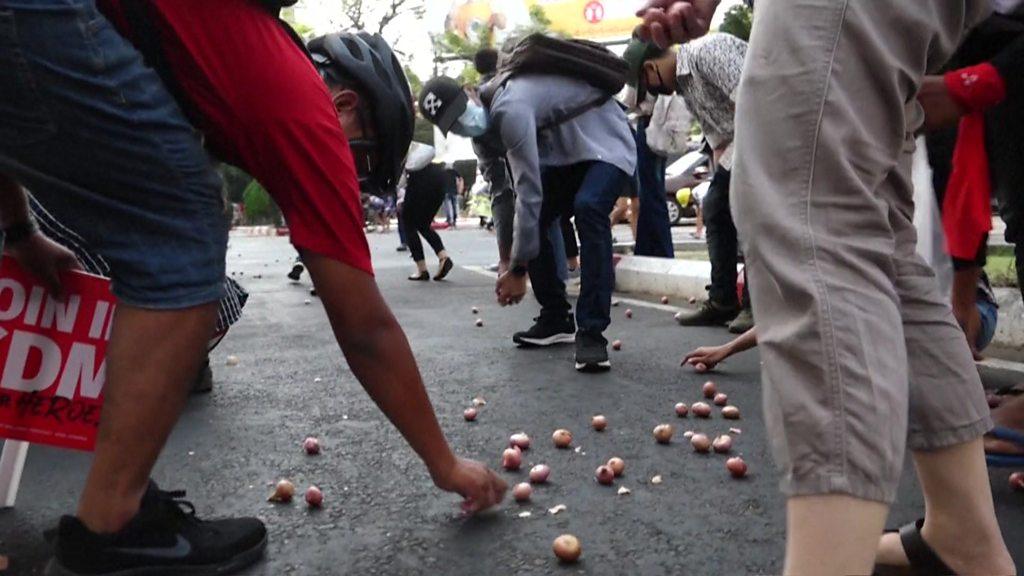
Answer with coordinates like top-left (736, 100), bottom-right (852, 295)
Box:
top-left (40, 2), bottom-right (507, 574)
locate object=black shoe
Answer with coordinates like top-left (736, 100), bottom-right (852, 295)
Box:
top-left (727, 307), bottom-right (754, 334)
top-left (190, 360), bottom-right (213, 395)
top-left (674, 300), bottom-right (740, 327)
top-left (575, 330), bottom-right (610, 372)
top-left (513, 316), bottom-right (576, 347)
top-left (408, 271), bottom-right (430, 281)
top-left (47, 482), bottom-right (266, 576)
top-left (287, 263), bottom-right (304, 281)
top-left (434, 257), bottom-right (454, 281)
top-left (396, 245), bottom-right (408, 252)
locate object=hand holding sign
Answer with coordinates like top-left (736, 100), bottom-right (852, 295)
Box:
top-left (0, 255), bottom-right (111, 451)
top-left (4, 232), bottom-right (82, 300)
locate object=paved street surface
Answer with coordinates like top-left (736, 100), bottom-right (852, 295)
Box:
top-left (4, 226), bottom-right (1024, 575)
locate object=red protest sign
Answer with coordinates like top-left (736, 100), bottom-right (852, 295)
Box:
top-left (0, 256), bottom-right (113, 451)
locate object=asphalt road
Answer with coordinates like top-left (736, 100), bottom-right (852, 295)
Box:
top-left (3, 226), bottom-right (1024, 575)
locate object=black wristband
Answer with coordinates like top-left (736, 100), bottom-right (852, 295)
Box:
top-left (510, 264), bottom-right (528, 277)
top-left (3, 219), bottom-right (39, 246)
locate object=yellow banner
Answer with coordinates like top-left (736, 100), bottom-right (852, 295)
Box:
top-left (528, 0), bottom-right (643, 41)
top-left (443, 1), bottom-right (641, 44)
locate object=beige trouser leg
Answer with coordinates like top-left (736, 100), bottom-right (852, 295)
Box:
top-left (732, 0), bottom-right (992, 503)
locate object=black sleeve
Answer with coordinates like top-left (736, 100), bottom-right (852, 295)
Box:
top-left (992, 35), bottom-right (1024, 102)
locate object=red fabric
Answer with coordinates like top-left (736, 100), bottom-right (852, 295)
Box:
top-left (940, 63), bottom-right (1006, 262)
top-left (943, 63), bottom-right (1006, 112)
top-left (99, 0), bottom-right (373, 276)
top-left (942, 113), bottom-right (992, 261)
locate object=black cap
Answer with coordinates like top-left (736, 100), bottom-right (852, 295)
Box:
top-left (418, 77), bottom-right (469, 136)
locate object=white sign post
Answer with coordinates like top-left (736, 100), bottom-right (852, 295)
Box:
top-left (0, 440), bottom-right (29, 508)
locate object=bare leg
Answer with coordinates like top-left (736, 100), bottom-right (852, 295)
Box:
top-left (628, 197), bottom-right (639, 240)
top-left (785, 495), bottom-right (888, 576)
top-left (876, 439), bottom-right (1014, 574)
top-left (76, 303), bottom-right (217, 533)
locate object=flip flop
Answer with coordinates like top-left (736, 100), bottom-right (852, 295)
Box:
top-left (873, 519), bottom-right (955, 576)
top-left (985, 426), bottom-right (1024, 468)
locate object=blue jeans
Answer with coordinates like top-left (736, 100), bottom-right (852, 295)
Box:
top-left (529, 162), bottom-right (629, 333)
top-left (0, 0), bottom-right (226, 308)
top-left (444, 193), bottom-right (459, 225)
top-left (633, 117), bottom-right (675, 258)
top-left (976, 299), bottom-right (998, 352)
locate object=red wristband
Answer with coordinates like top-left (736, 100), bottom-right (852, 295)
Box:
top-left (943, 62), bottom-right (1007, 112)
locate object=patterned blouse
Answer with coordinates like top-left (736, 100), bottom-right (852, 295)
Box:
top-left (675, 33), bottom-right (748, 167)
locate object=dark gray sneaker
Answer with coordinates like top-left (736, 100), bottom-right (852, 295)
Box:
top-left (674, 300), bottom-right (740, 327)
top-left (513, 316), bottom-right (576, 347)
top-left (47, 482), bottom-right (266, 576)
top-left (727, 307), bottom-right (755, 334)
top-left (575, 330), bottom-right (610, 372)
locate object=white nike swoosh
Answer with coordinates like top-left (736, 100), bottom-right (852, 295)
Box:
top-left (111, 535), bottom-right (192, 559)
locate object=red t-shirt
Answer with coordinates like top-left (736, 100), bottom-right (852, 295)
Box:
top-left (99, 0), bottom-right (373, 275)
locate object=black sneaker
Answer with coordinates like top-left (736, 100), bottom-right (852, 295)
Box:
top-left (47, 482), bottom-right (266, 576)
top-left (513, 316), bottom-right (576, 347)
top-left (674, 300), bottom-right (740, 327)
top-left (287, 262), bottom-right (304, 282)
top-left (574, 330), bottom-right (610, 372)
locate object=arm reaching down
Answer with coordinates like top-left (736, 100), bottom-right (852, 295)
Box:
top-left (682, 327), bottom-right (757, 372)
top-left (0, 173), bottom-right (81, 297)
top-left (304, 251), bottom-right (508, 513)
top-left (635, 0), bottom-right (721, 48)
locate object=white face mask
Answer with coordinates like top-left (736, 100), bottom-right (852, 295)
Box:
top-left (451, 102), bottom-right (490, 138)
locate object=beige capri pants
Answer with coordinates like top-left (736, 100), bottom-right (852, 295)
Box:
top-left (732, 0), bottom-right (994, 503)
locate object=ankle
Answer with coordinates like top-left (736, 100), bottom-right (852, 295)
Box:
top-left (922, 518), bottom-right (1014, 573)
top-left (77, 499), bottom-right (140, 534)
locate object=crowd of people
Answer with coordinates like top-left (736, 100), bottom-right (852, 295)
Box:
top-left (0, 0), bottom-right (1022, 574)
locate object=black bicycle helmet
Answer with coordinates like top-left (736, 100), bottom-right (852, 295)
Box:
top-left (308, 32), bottom-right (414, 193)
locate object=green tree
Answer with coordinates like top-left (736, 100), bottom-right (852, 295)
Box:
top-left (242, 179), bottom-right (282, 226)
top-left (718, 4), bottom-right (752, 42)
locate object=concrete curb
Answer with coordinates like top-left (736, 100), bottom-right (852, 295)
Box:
top-left (615, 255), bottom-right (1024, 354)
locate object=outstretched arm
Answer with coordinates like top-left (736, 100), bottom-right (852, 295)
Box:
top-left (682, 326), bottom-right (757, 372)
top-left (303, 252), bottom-right (508, 514)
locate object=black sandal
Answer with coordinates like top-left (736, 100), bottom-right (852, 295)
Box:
top-left (407, 271), bottom-right (429, 282)
top-left (434, 257), bottom-right (454, 281)
top-left (874, 519), bottom-right (955, 576)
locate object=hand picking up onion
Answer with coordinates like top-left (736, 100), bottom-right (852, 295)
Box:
top-left (513, 482), bottom-right (533, 502)
top-left (305, 485), bottom-right (323, 508)
top-left (502, 447), bottom-right (523, 471)
top-left (510, 433), bottom-right (531, 451)
top-left (268, 479), bottom-right (295, 503)
top-left (607, 457), bottom-right (625, 477)
top-left (653, 424), bottom-right (674, 444)
top-left (692, 402), bottom-right (712, 418)
top-left (595, 465), bottom-right (615, 485)
top-left (529, 464), bottom-right (551, 484)
top-left (690, 433), bottom-right (712, 453)
top-left (591, 415), bottom-right (608, 431)
top-left (553, 534), bottom-right (582, 563)
top-left (552, 429), bottom-right (573, 449)
top-left (722, 405), bottom-right (741, 420)
top-left (727, 457), bottom-right (748, 478)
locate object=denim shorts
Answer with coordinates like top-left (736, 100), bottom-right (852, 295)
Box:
top-left (0, 0), bottom-right (226, 308)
